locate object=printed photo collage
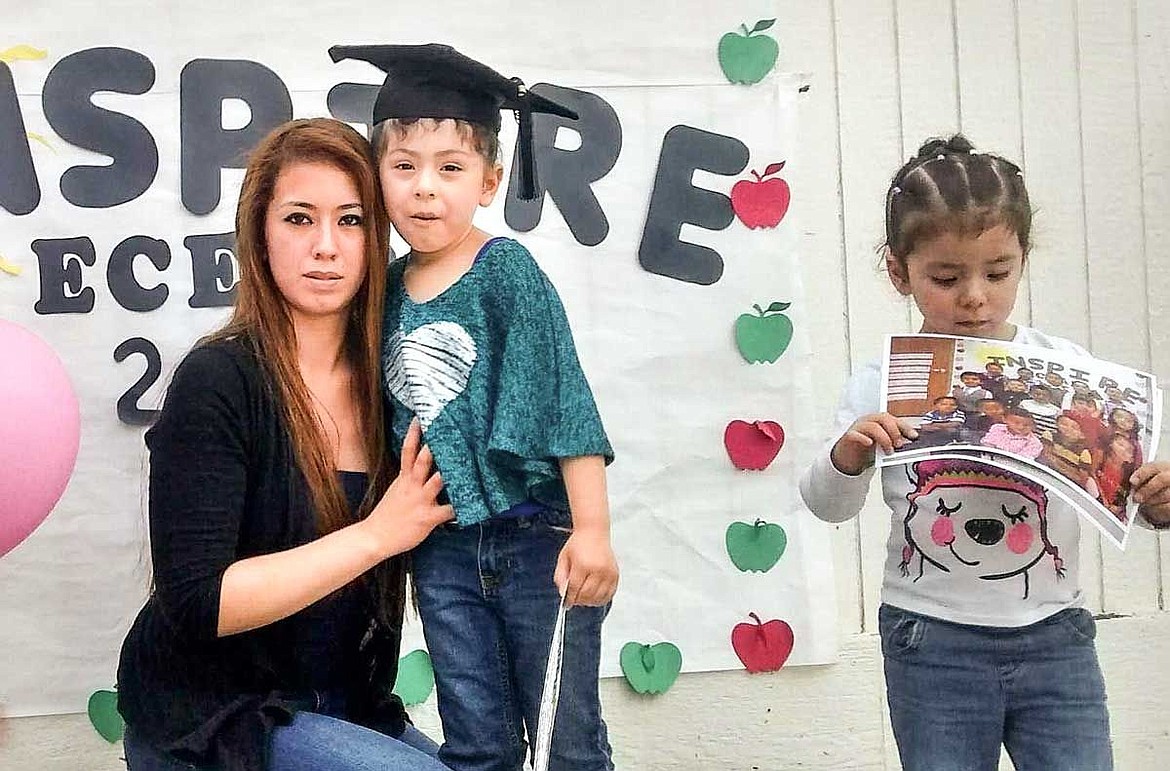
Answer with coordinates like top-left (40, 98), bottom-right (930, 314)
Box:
top-left (878, 334), bottom-right (1164, 549)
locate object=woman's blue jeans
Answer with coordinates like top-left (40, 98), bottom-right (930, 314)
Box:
top-left (879, 603), bottom-right (1113, 771)
top-left (412, 510), bottom-right (613, 771)
top-left (123, 714), bottom-right (447, 770)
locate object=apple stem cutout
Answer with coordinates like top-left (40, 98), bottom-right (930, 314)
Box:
top-left (731, 161), bottom-right (791, 229)
top-left (718, 19), bottom-right (780, 85)
top-left (734, 301), bottom-right (794, 364)
top-left (731, 613), bottom-right (795, 673)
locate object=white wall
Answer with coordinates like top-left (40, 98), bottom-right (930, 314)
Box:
top-left (2, 1), bottom-right (1168, 768)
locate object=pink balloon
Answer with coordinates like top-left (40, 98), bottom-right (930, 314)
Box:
top-left (0, 319), bottom-right (80, 558)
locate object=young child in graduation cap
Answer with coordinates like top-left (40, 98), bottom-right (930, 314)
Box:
top-left (330, 43), bottom-right (618, 771)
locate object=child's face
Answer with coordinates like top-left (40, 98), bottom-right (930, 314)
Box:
top-left (1005, 379), bottom-right (1026, 393)
top-left (960, 373), bottom-right (981, 387)
top-left (1017, 368), bottom-right (1033, 381)
top-left (1005, 413), bottom-right (1033, 436)
top-left (1111, 409), bottom-right (1136, 432)
top-left (1044, 372), bottom-right (1064, 387)
top-left (1070, 399), bottom-right (1094, 415)
top-left (935, 398), bottom-right (958, 415)
top-left (1072, 382), bottom-right (1090, 395)
top-left (981, 401), bottom-right (1005, 421)
top-left (1109, 436), bottom-right (1135, 462)
top-left (1055, 415), bottom-right (1083, 442)
top-left (886, 225), bottom-right (1024, 341)
top-left (985, 363), bottom-right (1003, 376)
top-left (1028, 386), bottom-right (1050, 403)
top-left (378, 120), bottom-right (503, 259)
top-left (1105, 386), bottom-right (1123, 401)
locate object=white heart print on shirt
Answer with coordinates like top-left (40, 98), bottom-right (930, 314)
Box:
top-left (384, 321), bottom-right (478, 429)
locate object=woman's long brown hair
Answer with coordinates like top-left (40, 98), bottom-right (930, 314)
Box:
top-left (202, 118), bottom-right (403, 626)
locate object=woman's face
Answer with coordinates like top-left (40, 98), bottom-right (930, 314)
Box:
top-left (264, 161), bottom-right (367, 327)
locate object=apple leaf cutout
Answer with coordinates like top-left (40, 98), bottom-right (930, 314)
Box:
top-left (620, 641), bottom-right (683, 694)
top-left (763, 161), bottom-right (786, 177)
top-left (718, 20), bottom-right (780, 85)
top-left (87, 689), bottom-right (125, 743)
top-left (734, 302), bottom-right (794, 363)
top-left (726, 519), bottom-right (788, 572)
top-left (392, 649), bottom-right (435, 706)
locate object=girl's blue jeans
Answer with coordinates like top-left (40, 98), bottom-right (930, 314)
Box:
top-left (879, 603), bottom-right (1113, 771)
top-left (412, 509), bottom-right (613, 771)
top-left (123, 714), bottom-right (447, 770)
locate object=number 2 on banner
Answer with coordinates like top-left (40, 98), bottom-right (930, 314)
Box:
top-left (532, 600), bottom-right (567, 771)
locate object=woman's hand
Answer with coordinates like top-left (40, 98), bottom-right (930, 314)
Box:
top-left (1131, 461), bottom-right (1170, 528)
top-left (363, 419), bottom-right (454, 557)
top-left (831, 412), bottom-right (919, 475)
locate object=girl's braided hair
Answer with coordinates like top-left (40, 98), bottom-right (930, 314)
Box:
top-left (885, 134), bottom-right (1031, 264)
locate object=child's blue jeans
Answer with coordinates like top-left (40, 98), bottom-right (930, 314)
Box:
top-left (412, 509), bottom-right (613, 771)
top-left (879, 603), bottom-right (1113, 771)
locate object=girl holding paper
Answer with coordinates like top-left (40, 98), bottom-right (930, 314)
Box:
top-left (800, 134), bottom-right (1170, 771)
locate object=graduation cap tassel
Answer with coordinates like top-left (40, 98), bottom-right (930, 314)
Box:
top-left (516, 104), bottom-right (538, 201)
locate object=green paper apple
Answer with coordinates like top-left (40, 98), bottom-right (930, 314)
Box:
top-left (718, 19), bottom-right (780, 85)
top-left (87, 689), bottom-right (124, 743)
top-left (392, 649), bottom-right (435, 706)
top-left (726, 519), bottom-right (788, 573)
top-left (620, 641), bottom-right (683, 695)
top-left (734, 301), bottom-right (794, 363)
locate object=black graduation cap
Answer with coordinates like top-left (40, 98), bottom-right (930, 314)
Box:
top-left (328, 43), bottom-right (578, 200)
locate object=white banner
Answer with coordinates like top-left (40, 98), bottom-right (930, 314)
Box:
top-left (0, 0), bottom-right (835, 717)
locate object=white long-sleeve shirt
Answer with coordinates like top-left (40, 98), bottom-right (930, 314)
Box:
top-left (800, 326), bottom-right (1091, 627)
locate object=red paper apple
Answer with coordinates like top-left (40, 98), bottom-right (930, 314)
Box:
top-left (724, 420), bottom-right (784, 470)
top-left (731, 612), bottom-right (794, 673)
top-left (731, 162), bottom-right (791, 229)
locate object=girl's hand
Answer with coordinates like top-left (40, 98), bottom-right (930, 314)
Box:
top-left (553, 525), bottom-right (619, 607)
top-left (1131, 461), bottom-right (1170, 528)
top-left (831, 412), bottom-right (919, 475)
top-left (363, 419), bottom-right (454, 557)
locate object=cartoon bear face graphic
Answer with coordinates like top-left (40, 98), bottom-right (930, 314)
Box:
top-left (899, 458), bottom-right (1064, 598)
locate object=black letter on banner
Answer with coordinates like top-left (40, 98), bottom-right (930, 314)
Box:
top-left (108, 235), bottom-right (170, 312)
top-left (114, 337), bottom-right (162, 426)
top-left (181, 59), bottom-right (292, 215)
top-left (503, 84), bottom-right (621, 247)
top-left (32, 236), bottom-right (96, 314)
top-left (0, 62), bottom-right (40, 215)
top-left (327, 82), bottom-right (379, 138)
top-left (186, 232), bottom-right (238, 307)
top-left (42, 47), bottom-right (158, 208)
top-left (638, 125), bottom-right (748, 285)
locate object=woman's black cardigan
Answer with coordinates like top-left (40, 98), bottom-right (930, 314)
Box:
top-left (117, 336), bottom-right (407, 771)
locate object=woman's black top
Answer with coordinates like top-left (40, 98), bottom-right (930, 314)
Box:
top-left (117, 337), bottom-right (407, 771)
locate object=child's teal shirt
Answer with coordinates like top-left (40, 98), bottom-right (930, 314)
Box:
top-left (382, 237), bottom-right (613, 525)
